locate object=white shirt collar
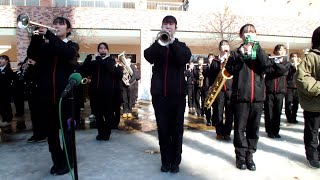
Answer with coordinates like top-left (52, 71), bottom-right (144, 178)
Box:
top-left (62, 38), bottom-right (69, 43)
top-left (0, 65), bottom-right (6, 71)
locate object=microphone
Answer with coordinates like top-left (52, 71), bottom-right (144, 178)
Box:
top-left (61, 73), bottom-right (82, 98)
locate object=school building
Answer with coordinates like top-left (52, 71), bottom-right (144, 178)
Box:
top-left (0, 0), bottom-right (319, 100)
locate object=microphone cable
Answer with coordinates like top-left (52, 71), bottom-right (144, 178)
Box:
top-left (58, 97), bottom-right (75, 180)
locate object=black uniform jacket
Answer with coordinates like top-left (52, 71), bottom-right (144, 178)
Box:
top-left (0, 65), bottom-right (13, 100)
top-left (265, 59), bottom-right (290, 94)
top-left (81, 55), bottom-right (123, 98)
top-left (144, 39), bottom-right (192, 96)
top-left (225, 44), bottom-right (269, 103)
top-left (27, 30), bottom-right (79, 103)
top-left (184, 68), bottom-right (196, 86)
top-left (286, 64), bottom-right (297, 89)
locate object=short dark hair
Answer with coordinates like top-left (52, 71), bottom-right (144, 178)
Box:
top-left (290, 52), bottom-right (298, 58)
top-left (162, 15), bottom-right (177, 26)
top-left (0, 55), bottom-right (10, 62)
top-left (273, 44), bottom-right (285, 55)
top-left (239, 24), bottom-right (256, 37)
top-left (207, 53), bottom-right (214, 58)
top-left (312, 26), bottom-right (320, 50)
top-left (219, 40), bottom-right (229, 50)
top-left (53, 17), bottom-right (72, 37)
top-left (97, 42), bottom-right (109, 52)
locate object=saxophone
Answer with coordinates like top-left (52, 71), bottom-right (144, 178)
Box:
top-left (204, 54), bottom-right (233, 109)
top-left (197, 60), bottom-right (204, 88)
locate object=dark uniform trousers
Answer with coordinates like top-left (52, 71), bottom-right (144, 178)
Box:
top-left (28, 94), bottom-right (46, 138)
top-left (264, 93), bottom-right (285, 135)
top-left (233, 102), bottom-right (263, 161)
top-left (285, 88), bottom-right (299, 122)
top-left (303, 111), bottom-right (320, 161)
top-left (0, 96), bottom-right (12, 123)
top-left (122, 85), bottom-right (132, 113)
top-left (214, 91), bottom-right (233, 135)
top-left (187, 84), bottom-right (195, 108)
top-left (92, 94), bottom-right (113, 136)
top-left (152, 95), bottom-right (186, 166)
top-left (40, 100), bottom-right (73, 169)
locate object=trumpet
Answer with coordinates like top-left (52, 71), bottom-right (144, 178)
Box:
top-left (17, 14), bottom-right (58, 34)
top-left (81, 78), bottom-right (89, 84)
top-left (156, 31), bottom-right (171, 46)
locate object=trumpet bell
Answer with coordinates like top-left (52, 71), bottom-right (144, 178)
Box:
top-left (156, 31), bottom-right (171, 46)
top-left (17, 14), bottom-right (29, 29)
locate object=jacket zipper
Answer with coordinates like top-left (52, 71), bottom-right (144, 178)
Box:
top-left (164, 48), bottom-right (169, 96)
top-left (53, 58), bottom-right (57, 104)
top-left (250, 63), bottom-right (254, 102)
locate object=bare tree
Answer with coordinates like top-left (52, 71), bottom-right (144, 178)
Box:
top-left (209, 5), bottom-right (239, 48)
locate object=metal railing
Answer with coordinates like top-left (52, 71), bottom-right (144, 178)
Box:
top-left (0, 0), bottom-right (40, 6)
top-left (54, 0), bottom-right (135, 8)
top-left (147, 1), bottom-right (183, 11)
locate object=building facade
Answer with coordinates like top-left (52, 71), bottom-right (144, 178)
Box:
top-left (0, 0), bottom-right (319, 100)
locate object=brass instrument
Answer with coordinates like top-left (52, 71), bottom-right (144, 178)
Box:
top-left (156, 31), bottom-right (171, 46)
top-left (17, 14), bottom-right (58, 34)
top-left (118, 51), bottom-right (133, 86)
top-left (204, 54), bottom-right (233, 109)
top-left (81, 78), bottom-right (89, 84)
top-left (197, 60), bottom-right (204, 88)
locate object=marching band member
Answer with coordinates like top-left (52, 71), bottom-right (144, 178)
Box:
top-left (81, 42), bottom-right (123, 140)
top-left (225, 24), bottom-right (269, 171)
top-left (204, 53), bottom-right (215, 125)
top-left (296, 26), bottom-right (320, 169)
top-left (264, 44), bottom-right (290, 139)
top-left (208, 40), bottom-right (233, 140)
top-left (121, 55), bottom-right (140, 119)
top-left (285, 52), bottom-right (300, 124)
top-left (0, 55), bottom-right (13, 128)
top-left (144, 15), bottom-right (191, 173)
top-left (185, 61), bottom-right (196, 114)
top-left (27, 17), bottom-right (79, 175)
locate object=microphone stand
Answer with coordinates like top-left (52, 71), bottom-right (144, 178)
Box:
top-left (69, 88), bottom-right (79, 180)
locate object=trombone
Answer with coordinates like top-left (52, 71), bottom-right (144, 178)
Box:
top-left (17, 14), bottom-right (58, 34)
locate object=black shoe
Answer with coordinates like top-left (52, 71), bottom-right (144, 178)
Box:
top-left (267, 134), bottom-right (275, 138)
top-left (308, 160), bottom-right (320, 168)
top-left (103, 134), bottom-right (110, 141)
top-left (224, 135), bottom-right (231, 141)
top-left (170, 165), bottom-right (179, 173)
top-left (160, 165), bottom-right (171, 172)
top-left (96, 134), bottom-right (104, 141)
top-left (56, 165), bottom-right (70, 175)
top-left (27, 136), bottom-right (37, 143)
top-left (50, 165), bottom-right (58, 175)
top-left (292, 120), bottom-right (298, 124)
top-left (246, 160), bottom-right (256, 171)
top-left (274, 134), bottom-right (281, 138)
top-left (236, 160), bottom-right (247, 170)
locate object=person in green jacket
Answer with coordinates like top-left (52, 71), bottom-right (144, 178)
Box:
top-left (296, 26), bottom-right (320, 169)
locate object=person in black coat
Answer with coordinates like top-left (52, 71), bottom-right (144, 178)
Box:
top-left (27, 17), bottom-right (79, 176)
top-left (285, 52), bottom-right (300, 124)
top-left (81, 42), bottom-right (123, 140)
top-left (225, 24), bottom-right (270, 171)
top-left (184, 61), bottom-right (196, 114)
top-left (121, 55), bottom-right (140, 119)
top-left (0, 55), bottom-right (13, 127)
top-left (207, 40), bottom-right (233, 140)
top-left (264, 44), bottom-right (290, 139)
top-left (144, 15), bottom-right (192, 173)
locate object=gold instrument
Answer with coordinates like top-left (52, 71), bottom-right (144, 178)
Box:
top-left (118, 51), bottom-right (133, 86)
top-left (204, 55), bottom-right (233, 109)
top-left (197, 60), bottom-right (204, 88)
top-left (156, 31), bottom-right (171, 46)
top-left (17, 14), bottom-right (58, 34)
